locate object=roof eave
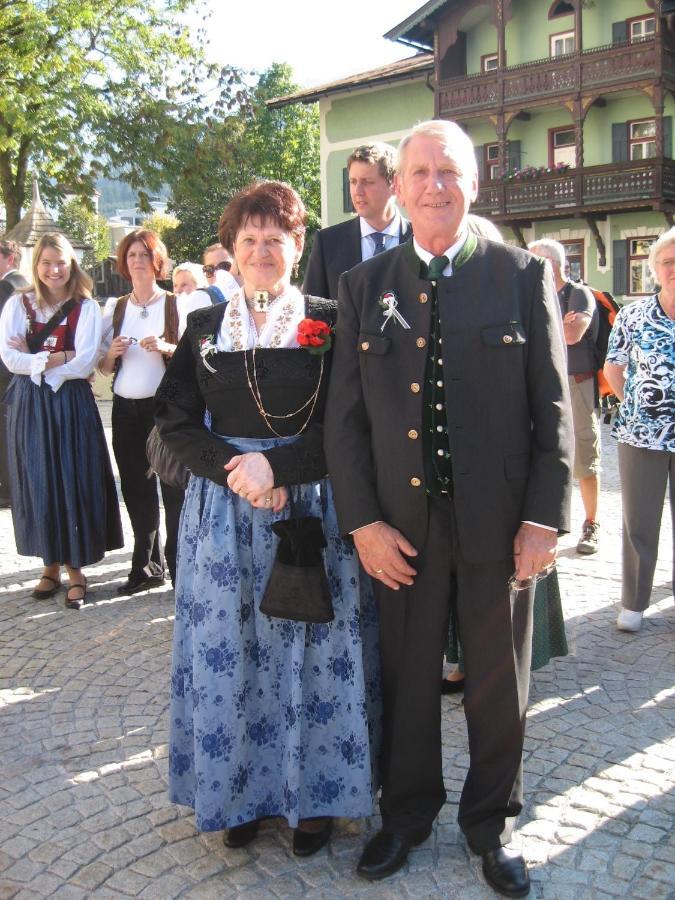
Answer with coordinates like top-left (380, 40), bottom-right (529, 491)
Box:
top-left (267, 54), bottom-right (434, 110)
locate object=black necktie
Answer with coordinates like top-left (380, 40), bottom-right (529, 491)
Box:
top-left (427, 255), bottom-right (449, 280)
top-left (370, 233), bottom-right (386, 256)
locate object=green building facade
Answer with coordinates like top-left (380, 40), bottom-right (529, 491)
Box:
top-left (271, 0), bottom-right (674, 301)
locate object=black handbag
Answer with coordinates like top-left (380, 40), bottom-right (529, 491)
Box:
top-left (260, 499), bottom-right (334, 624)
top-left (145, 425), bottom-right (189, 491)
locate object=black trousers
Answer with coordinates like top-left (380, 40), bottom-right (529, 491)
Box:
top-left (111, 395), bottom-right (184, 584)
top-left (375, 496), bottom-right (534, 849)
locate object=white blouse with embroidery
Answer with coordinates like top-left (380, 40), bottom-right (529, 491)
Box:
top-left (217, 286), bottom-right (305, 351)
top-left (0, 293), bottom-right (102, 393)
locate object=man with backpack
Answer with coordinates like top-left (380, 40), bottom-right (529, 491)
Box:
top-left (529, 239), bottom-right (601, 555)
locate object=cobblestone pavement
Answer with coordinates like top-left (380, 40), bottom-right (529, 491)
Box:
top-left (0, 407), bottom-right (673, 899)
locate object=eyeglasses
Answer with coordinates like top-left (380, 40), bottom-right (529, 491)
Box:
top-left (508, 564), bottom-right (556, 596)
top-left (203, 261), bottom-right (231, 276)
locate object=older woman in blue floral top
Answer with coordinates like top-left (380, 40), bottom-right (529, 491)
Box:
top-left (604, 227), bottom-right (675, 632)
top-left (155, 181), bottom-right (381, 856)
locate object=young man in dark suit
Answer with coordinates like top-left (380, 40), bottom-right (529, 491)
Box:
top-left (0, 240), bottom-right (29, 507)
top-left (303, 143), bottom-right (412, 300)
top-left (325, 120), bottom-right (573, 896)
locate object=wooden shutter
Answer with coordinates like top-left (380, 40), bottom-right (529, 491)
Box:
top-left (612, 21), bottom-right (628, 43)
top-left (612, 123), bottom-right (628, 162)
top-left (342, 168), bottom-right (354, 214)
top-left (474, 145), bottom-right (485, 181)
top-left (664, 116), bottom-right (672, 158)
top-left (613, 240), bottom-right (628, 295)
top-left (507, 140), bottom-right (521, 172)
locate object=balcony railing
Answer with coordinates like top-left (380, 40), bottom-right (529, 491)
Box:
top-left (437, 37), bottom-right (669, 117)
top-left (472, 158), bottom-right (675, 220)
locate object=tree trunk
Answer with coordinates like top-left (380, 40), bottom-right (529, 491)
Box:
top-left (0, 151), bottom-right (25, 232)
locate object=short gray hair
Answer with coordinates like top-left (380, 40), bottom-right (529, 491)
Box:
top-left (648, 227), bottom-right (675, 278)
top-left (172, 261), bottom-right (207, 289)
top-left (528, 238), bottom-right (565, 271)
top-left (397, 120), bottom-right (477, 180)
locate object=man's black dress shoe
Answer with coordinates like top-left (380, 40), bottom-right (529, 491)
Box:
top-left (117, 574), bottom-right (165, 596)
top-left (441, 676), bottom-right (465, 694)
top-left (467, 840), bottom-right (530, 897)
top-left (223, 820), bottom-right (260, 848)
top-left (292, 818), bottom-right (333, 856)
top-left (357, 827), bottom-right (431, 881)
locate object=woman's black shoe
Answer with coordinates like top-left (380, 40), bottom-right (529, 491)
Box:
top-left (441, 676), bottom-right (465, 694)
top-left (292, 818), bottom-right (333, 856)
top-left (223, 820), bottom-right (260, 848)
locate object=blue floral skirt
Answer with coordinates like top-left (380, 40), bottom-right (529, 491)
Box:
top-left (168, 436), bottom-right (382, 831)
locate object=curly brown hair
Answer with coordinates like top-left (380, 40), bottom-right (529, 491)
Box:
top-left (116, 229), bottom-right (168, 281)
top-left (218, 180), bottom-right (306, 253)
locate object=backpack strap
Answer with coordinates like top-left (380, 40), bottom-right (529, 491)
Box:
top-left (112, 294), bottom-right (131, 339)
top-left (24, 297), bottom-right (78, 354)
top-left (161, 291), bottom-right (179, 346)
top-left (204, 285), bottom-right (225, 305)
top-left (110, 294), bottom-right (131, 388)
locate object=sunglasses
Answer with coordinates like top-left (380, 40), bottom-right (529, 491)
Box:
top-left (203, 261), bottom-right (231, 276)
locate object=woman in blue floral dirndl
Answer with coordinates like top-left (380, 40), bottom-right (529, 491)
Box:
top-left (155, 181), bottom-right (381, 856)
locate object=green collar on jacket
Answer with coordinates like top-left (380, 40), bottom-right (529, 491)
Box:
top-left (403, 230), bottom-right (478, 279)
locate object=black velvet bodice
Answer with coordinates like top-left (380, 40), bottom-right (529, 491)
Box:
top-left (155, 297), bottom-right (336, 488)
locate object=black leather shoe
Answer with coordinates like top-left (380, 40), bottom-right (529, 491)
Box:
top-left (223, 820), bottom-right (260, 848)
top-left (357, 831), bottom-right (411, 881)
top-left (468, 841), bottom-right (530, 897)
top-left (441, 676), bottom-right (465, 694)
top-left (117, 574), bottom-right (165, 595)
top-left (292, 818), bottom-right (333, 856)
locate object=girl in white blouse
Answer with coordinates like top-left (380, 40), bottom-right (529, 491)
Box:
top-left (0, 233), bottom-right (122, 608)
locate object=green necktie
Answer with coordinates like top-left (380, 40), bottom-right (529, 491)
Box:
top-left (427, 255), bottom-right (449, 280)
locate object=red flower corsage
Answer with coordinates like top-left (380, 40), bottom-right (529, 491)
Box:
top-left (297, 318), bottom-right (333, 355)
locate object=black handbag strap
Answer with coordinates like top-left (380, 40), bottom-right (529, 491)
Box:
top-left (24, 297), bottom-right (77, 354)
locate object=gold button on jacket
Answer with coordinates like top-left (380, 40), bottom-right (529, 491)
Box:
top-left (410, 382), bottom-right (420, 393)
top-left (416, 337), bottom-right (426, 349)
top-left (419, 292), bottom-right (428, 304)
top-left (410, 477), bottom-right (421, 487)
top-left (408, 429), bottom-right (419, 439)
top-left (361, 341), bottom-right (370, 351)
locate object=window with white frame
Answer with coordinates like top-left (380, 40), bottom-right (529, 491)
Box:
top-left (551, 128), bottom-right (576, 167)
top-left (550, 30), bottom-right (575, 57)
top-left (485, 144), bottom-right (500, 180)
top-left (629, 16), bottom-right (655, 42)
top-left (629, 238), bottom-right (656, 295)
top-left (482, 54), bottom-right (498, 72)
top-left (629, 120), bottom-right (656, 160)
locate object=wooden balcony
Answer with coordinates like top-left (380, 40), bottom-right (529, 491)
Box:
top-left (472, 158), bottom-right (675, 223)
top-left (437, 37), bottom-right (672, 119)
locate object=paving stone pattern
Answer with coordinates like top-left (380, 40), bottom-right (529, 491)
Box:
top-left (0, 406), bottom-right (673, 898)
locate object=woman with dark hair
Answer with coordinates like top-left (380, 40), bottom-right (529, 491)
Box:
top-left (0, 232), bottom-right (122, 608)
top-left (156, 181), bottom-right (380, 854)
top-left (99, 229), bottom-right (208, 593)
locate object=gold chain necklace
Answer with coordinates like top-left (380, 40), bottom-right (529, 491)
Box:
top-left (243, 348), bottom-right (324, 439)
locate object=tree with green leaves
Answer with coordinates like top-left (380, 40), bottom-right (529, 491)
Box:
top-left (56, 198), bottom-right (109, 270)
top-left (0, 0), bottom-right (246, 230)
top-left (166, 63), bottom-right (320, 268)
